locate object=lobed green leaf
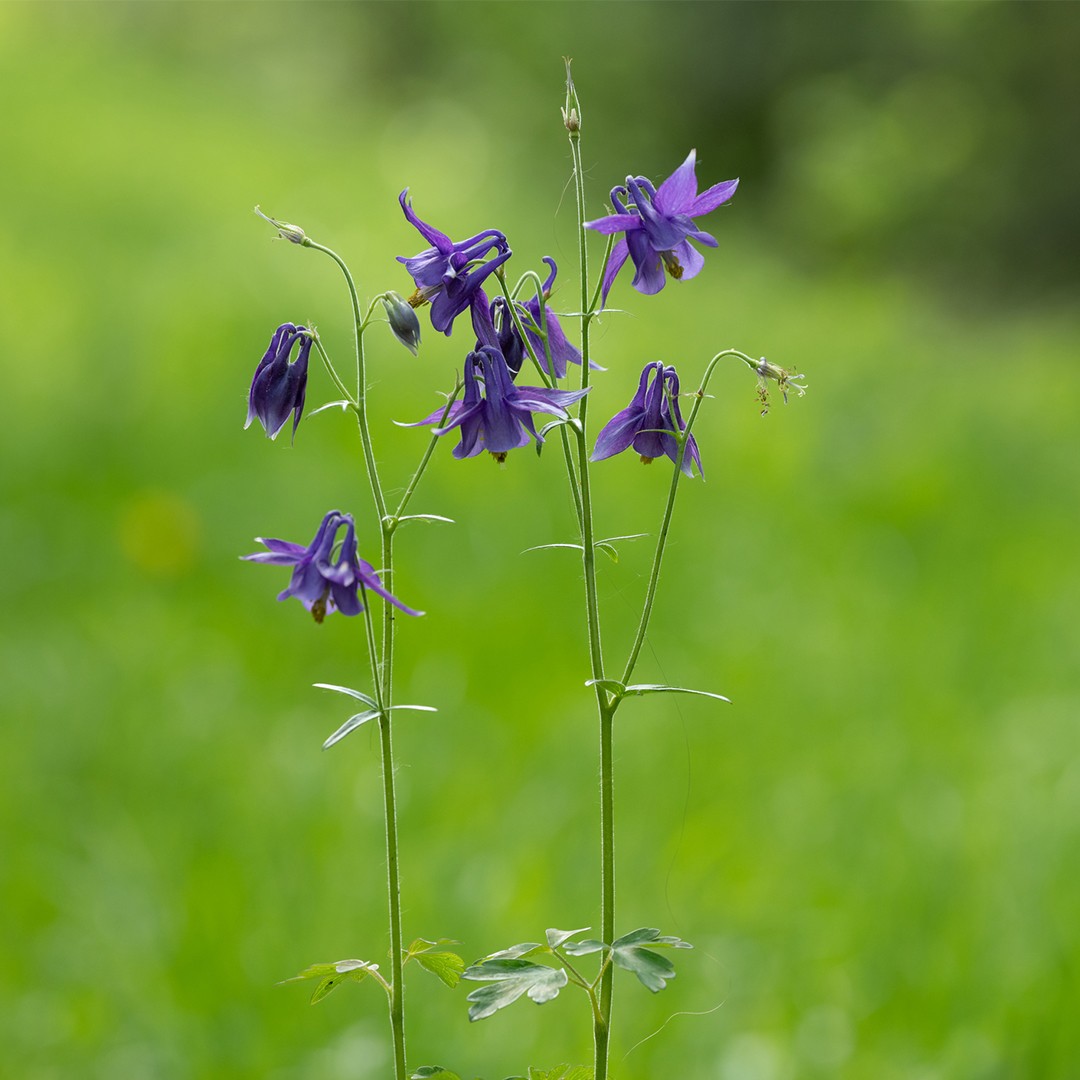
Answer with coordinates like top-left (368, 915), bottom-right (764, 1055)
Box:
top-left (411, 1068), bottom-right (462, 1080)
top-left (279, 958), bottom-right (378, 1004)
top-left (610, 928), bottom-right (692, 992)
top-left (463, 959), bottom-right (568, 1021)
top-left (545, 926), bottom-right (590, 950)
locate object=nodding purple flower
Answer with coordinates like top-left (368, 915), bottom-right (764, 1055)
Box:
top-left (245, 323), bottom-right (312, 440)
top-left (591, 361), bottom-right (702, 477)
top-left (397, 190), bottom-right (511, 336)
top-left (409, 346), bottom-right (589, 463)
top-left (489, 258), bottom-right (583, 379)
top-left (585, 150), bottom-right (738, 305)
top-left (243, 510), bottom-right (422, 623)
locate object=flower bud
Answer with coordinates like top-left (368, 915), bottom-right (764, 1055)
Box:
top-left (381, 291), bottom-right (422, 356)
top-left (254, 206), bottom-right (308, 246)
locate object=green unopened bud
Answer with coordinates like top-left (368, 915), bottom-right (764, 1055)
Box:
top-left (254, 206), bottom-right (308, 246)
top-left (562, 56), bottom-right (582, 134)
top-left (381, 291), bottom-right (422, 356)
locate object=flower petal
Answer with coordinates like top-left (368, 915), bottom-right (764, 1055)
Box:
top-left (688, 177), bottom-right (739, 217)
top-left (600, 238), bottom-right (630, 306)
top-left (627, 231), bottom-right (666, 295)
top-left (654, 149), bottom-right (699, 214)
top-left (584, 213), bottom-right (641, 236)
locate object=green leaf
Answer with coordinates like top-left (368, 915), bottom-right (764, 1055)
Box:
top-left (404, 939), bottom-right (466, 989)
top-left (411, 1068), bottom-right (462, 1080)
top-left (313, 683), bottom-right (378, 708)
top-left (462, 959), bottom-right (568, 1021)
top-left (279, 958), bottom-right (378, 1004)
top-left (416, 950), bottom-right (465, 988)
top-left (522, 542), bottom-right (584, 555)
top-left (593, 533), bottom-right (647, 564)
top-left (392, 514), bottom-right (456, 526)
top-left (545, 926), bottom-right (590, 950)
top-left (309, 399), bottom-right (354, 416)
top-left (610, 928), bottom-right (692, 992)
top-left (322, 709), bottom-right (380, 749)
top-left (560, 938), bottom-right (606, 957)
top-left (389, 704), bottom-right (438, 714)
top-left (622, 684), bottom-right (732, 704)
top-left (595, 533), bottom-right (648, 547)
top-left (584, 678), bottom-right (625, 697)
top-left (483, 941), bottom-right (550, 961)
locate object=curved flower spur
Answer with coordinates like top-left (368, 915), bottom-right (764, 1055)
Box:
top-left (585, 149), bottom-right (738, 304)
top-left (397, 190), bottom-right (511, 335)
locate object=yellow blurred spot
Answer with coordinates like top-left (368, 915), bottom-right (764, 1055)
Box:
top-left (118, 491), bottom-right (201, 577)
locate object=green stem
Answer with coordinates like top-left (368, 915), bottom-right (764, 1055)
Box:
top-left (565, 96), bottom-right (615, 1080)
top-left (619, 350), bottom-right (750, 690)
top-left (310, 239), bottom-right (404, 1080)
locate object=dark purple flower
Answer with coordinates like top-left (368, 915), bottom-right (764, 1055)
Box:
top-left (245, 323), bottom-right (312, 440)
top-left (397, 190), bottom-right (511, 336)
top-left (591, 361), bottom-right (702, 477)
top-left (409, 346), bottom-right (589, 462)
top-left (584, 150), bottom-right (738, 304)
top-left (243, 510), bottom-right (422, 623)
top-left (489, 258), bottom-right (583, 379)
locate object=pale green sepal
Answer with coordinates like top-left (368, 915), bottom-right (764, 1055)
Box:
top-left (313, 683), bottom-right (378, 708)
top-left (322, 710), bottom-right (380, 749)
top-left (411, 1068), bottom-right (462, 1080)
top-left (623, 684), bottom-right (732, 704)
top-left (404, 938), bottom-right (465, 988)
top-left (545, 926), bottom-right (590, 950)
top-left (463, 959), bottom-right (568, 1021)
top-left (610, 928), bottom-right (692, 992)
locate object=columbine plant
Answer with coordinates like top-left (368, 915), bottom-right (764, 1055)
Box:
top-left (239, 61), bottom-right (805, 1080)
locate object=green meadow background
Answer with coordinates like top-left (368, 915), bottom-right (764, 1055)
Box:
top-left (3, 3), bottom-right (1079, 1078)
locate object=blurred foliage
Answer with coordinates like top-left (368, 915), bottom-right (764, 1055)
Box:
top-left (2, 3), bottom-right (1079, 1079)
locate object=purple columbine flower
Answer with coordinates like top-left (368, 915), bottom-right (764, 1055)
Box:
top-left (397, 190), bottom-right (511, 336)
top-left (243, 510), bottom-right (422, 623)
top-left (591, 361), bottom-right (702, 477)
top-left (489, 258), bottom-right (583, 379)
top-left (245, 323), bottom-right (312, 440)
top-left (584, 150), bottom-right (738, 305)
top-left (409, 346), bottom-right (588, 462)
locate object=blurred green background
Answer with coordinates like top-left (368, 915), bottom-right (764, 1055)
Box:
top-left (3, 3), bottom-right (1079, 1078)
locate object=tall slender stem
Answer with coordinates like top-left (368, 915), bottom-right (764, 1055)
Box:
top-left (309, 239), bottom-right (405, 1080)
top-left (564, 73), bottom-right (616, 1080)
